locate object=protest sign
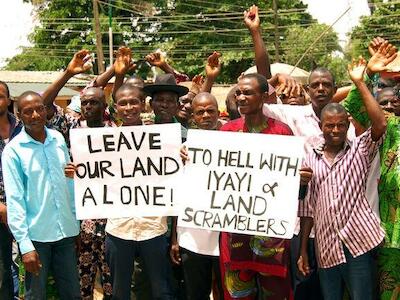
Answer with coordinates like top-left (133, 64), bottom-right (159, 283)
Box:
top-left (178, 129), bottom-right (305, 239)
top-left (70, 123), bottom-right (183, 219)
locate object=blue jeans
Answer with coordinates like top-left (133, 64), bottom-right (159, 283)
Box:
top-left (24, 237), bottom-right (80, 300)
top-left (319, 246), bottom-right (374, 300)
top-left (105, 233), bottom-right (173, 300)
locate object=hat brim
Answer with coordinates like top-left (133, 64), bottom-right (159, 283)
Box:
top-left (143, 84), bottom-right (189, 98)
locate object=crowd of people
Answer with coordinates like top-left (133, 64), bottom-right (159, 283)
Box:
top-left (0, 4), bottom-right (399, 300)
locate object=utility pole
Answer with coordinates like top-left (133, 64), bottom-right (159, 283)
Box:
top-left (272, 0), bottom-right (280, 62)
top-left (108, 0), bottom-right (113, 65)
top-left (92, 0), bottom-right (105, 73)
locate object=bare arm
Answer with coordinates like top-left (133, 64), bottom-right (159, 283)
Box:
top-left (348, 57), bottom-right (387, 141)
top-left (169, 217), bottom-right (181, 265)
top-left (145, 51), bottom-right (181, 75)
top-left (201, 51), bottom-right (221, 93)
top-left (42, 49), bottom-right (92, 107)
top-left (332, 85), bottom-right (352, 103)
top-left (298, 216), bottom-right (313, 276)
top-left (93, 65), bottom-right (115, 88)
top-left (112, 47), bottom-right (135, 99)
top-left (244, 5), bottom-right (271, 79)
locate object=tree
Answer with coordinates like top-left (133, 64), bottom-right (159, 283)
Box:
top-left (280, 23), bottom-right (349, 85)
top-left (349, 0), bottom-right (400, 59)
top-left (10, 0), bottom-right (322, 83)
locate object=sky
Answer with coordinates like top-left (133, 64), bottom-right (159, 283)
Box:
top-left (0, 0), bottom-right (33, 67)
top-left (0, 0), bottom-right (371, 68)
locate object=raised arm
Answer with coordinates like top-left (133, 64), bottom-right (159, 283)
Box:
top-left (93, 66), bottom-right (115, 88)
top-left (343, 40), bottom-right (397, 127)
top-left (145, 51), bottom-right (189, 82)
top-left (332, 85), bottom-right (352, 103)
top-left (348, 57), bottom-right (387, 141)
top-left (42, 50), bottom-right (92, 107)
top-left (201, 51), bottom-right (221, 93)
top-left (112, 46), bottom-right (136, 99)
top-left (244, 5), bottom-right (271, 79)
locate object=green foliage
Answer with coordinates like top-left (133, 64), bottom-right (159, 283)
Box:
top-left (280, 23), bottom-right (348, 85)
top-left (281, 23), bottom-right (341, 71)
top-left (349, 1), bottom-right (400, 59)
top-left (10, 0), bottom-right (343, 84)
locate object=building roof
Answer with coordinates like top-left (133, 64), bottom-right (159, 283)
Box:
top-left (0, 71), bottom-right (94, 86)
top-left (7, 82), bottom-right (79, 98)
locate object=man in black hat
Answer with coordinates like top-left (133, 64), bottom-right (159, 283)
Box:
top-left (144, 74), bottom-right (189, 300)
top-left (144, 74), bottom-right (189, 139)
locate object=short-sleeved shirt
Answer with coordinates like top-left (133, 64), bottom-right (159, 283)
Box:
top-left (299, 128), bottom-right (385, 268)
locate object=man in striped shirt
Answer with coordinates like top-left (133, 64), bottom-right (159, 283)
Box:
top-left (297, 58), bottom-right (387, 300)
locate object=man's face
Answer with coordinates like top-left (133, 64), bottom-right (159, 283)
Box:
top-left (308, 72), bottom-right (336, 112)
top-left (377, 89), bottom-right (400, 116)
top-left (18, 95), bottom-right (47, 133)
top-left (0, 85), bottom-right (10, 117)
top-left (321, 112), bottom-right (349, 147)
top-left (151, 91), bottom-right (178, 123)
top-left (235, 77), bottom-right (264, 115)
top-left (192, 97), bottom-right (219, 130)
top-left (115, 89), bottom-right (144, 125)
top-left (177, 92), bottom-right (195, 121)
top-left (80, 89), bottom-right (106, 122)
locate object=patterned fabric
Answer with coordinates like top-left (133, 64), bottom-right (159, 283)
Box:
top-left (224, 269), bottom-right (293, 300)
top-left (378, 116), bottom-right (400, 248)
top-left (72, 121), bottom-right (113, 298)
top-left (343, 82), bottom-right (400, 299)
top-left (0, 113), bottom-right (22, 204)
top-left (219, 116), bottom-right (294, 300)
top-left (78, 231), bottom-right (112, 299)
top-left (299, 128), bottom-right (385, 268)
top-left (46, 104), bottom-right (70, 142)
top-left (378, 248), bottom-right (400, 300)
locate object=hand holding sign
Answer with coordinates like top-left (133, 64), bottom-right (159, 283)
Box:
top-left (178, 129), bottom-right (305, 239)
top-left (70, 124), bottom-right (183, 219)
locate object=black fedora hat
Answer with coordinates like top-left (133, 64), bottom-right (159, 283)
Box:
top-left (143, 73), bottom-right (189, 98)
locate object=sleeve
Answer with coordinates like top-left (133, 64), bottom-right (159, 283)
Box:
top-left (2, 147), bottom-right (35, 255)
top-left (355, 127), bottom-right (384, 162)
top-left (61, 136), bottom-right (76, 217)
top-left (342, 74), bottom-right (372, 128)
top-left (262, 104), bottom-right (289, 125)
top-left (298, 155), bottom-right (314, 218)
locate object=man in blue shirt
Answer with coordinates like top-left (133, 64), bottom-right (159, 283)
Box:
top-left (2, 91), bottom-right (80, 299)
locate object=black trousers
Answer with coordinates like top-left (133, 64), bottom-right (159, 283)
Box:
top-left (180, 247), bottom-right (223, 300)
top-left (289, 234), bottom-right (322, 300)
top-left (0, 223), bottom-right (13, 300)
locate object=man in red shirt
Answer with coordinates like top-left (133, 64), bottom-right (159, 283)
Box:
top-left (219, 73), bottom-right (300, 300)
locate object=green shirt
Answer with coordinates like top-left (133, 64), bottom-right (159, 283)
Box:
top-left (343, 80), bottom-right (400, 248)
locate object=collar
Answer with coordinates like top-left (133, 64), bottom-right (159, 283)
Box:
top-left (7, 112), bottom-right (22, 136)
top-left (304, 104), bottom-right (320, 121)
top-left (19, 126), bottom-right (54, 145)
top-left (154, 115), bottom-right (179, 124)
top-left (313, 138), bottom-right (352, 156)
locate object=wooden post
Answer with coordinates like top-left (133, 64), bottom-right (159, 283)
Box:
top-left (92, 0), bottom-right (105, 73)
